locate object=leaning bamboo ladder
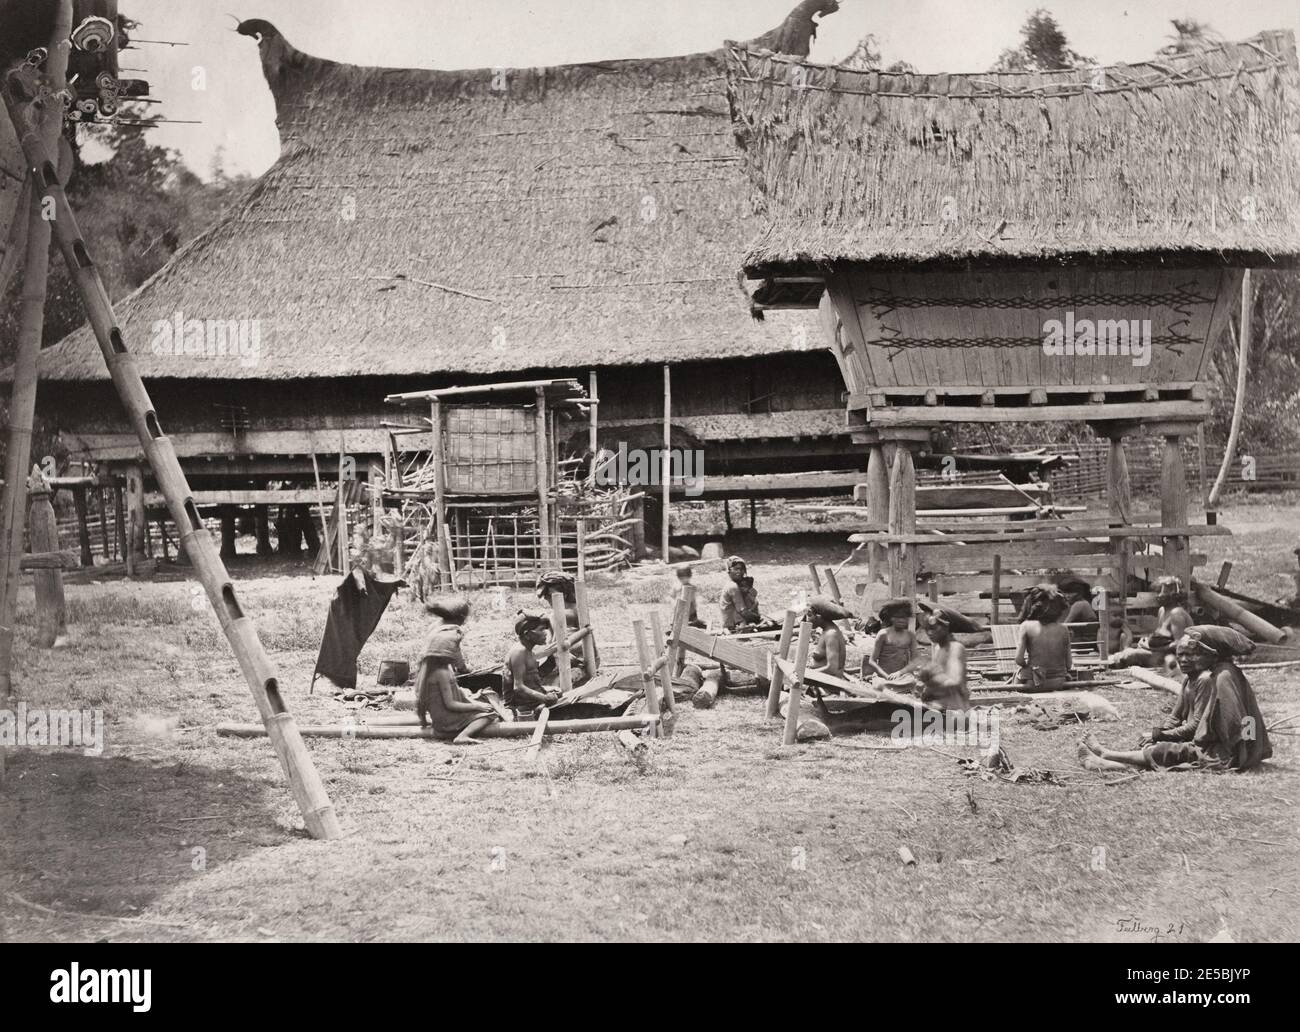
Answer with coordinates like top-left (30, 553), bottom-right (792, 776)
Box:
top-left (1, 69), bottom-right (341, 839)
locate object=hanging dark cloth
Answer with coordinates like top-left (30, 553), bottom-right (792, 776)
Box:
top-left (312, 568), bottom-right (406, 690)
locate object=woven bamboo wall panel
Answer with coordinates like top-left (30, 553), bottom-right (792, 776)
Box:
top-left (443, 405), bottom-right (537, 495)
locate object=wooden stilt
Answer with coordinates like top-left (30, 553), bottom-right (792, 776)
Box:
top-left (219, 506), bottom-right (237, 562)
top-left (886, 442), bottom-right (917, 607)
top-left (764, 608), bottom-right (798, 719)
top-left (27, 470), bottom-right (66, 648)
top-left (781, 619), bottom-right (813, 746)
top-left (866, 443), bottom-right (889, 580)
top-left (0, 101), bottom-right (341, 838)
top-left (1159, 431), bottom-right (1192, 587)
top-left (255, 505), bottom-right (273, 556)
top-left (72, 485), bottom-right (93, 567)
top-left (125, 463), bottom-right (146, 570)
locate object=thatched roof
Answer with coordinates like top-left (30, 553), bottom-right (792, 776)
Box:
top-left (726, 31), bottom-right (1300, 276)
top-left (34, 11), bottom-right (834, 382)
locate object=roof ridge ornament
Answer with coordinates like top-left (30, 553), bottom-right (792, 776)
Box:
top-left (745, 0), bottom-right (840, 59)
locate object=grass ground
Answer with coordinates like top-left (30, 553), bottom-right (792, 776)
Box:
top-left (1, 495), bottom-right (1297, 942)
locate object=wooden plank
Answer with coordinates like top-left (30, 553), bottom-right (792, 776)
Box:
top-left (217, 715), bottom-right (658, 739)
top-left (526, 707), bottom-right (549, 762)
top-left (855, 400), bottom-right (1209, 426)
top-left (676, 624), bottom-right (770, 676)
top-left (145, 489), bottom-right (335, 507)
top-left (848, 525), bottom-right (1230, 545)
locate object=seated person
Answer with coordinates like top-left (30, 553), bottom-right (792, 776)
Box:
top-left (1108, 576), bottom-right (1193, 670)
top-left (502, 610), bottom-right (562, 716)
top-left (915, 613), bottom-right (969, 712)
top-left (864, 598), bottom-right (917, 679)
top-left (1081, 626), bottom-right (1271, 772)
top-left (1016, 585), bottom-right (1073, 692)
top-left (806, 595), bottom-right (852, 680)
top-left (414, 597), bottom-right (502, 744)
top-left (720, 556), bottom-right (765, 632)
top-left (671, 564), bottom-right (707, 628)
top-left (1106, 615), bottom-right (1133, 655)
top-left (1059, 576), bottom-right (1098, 624)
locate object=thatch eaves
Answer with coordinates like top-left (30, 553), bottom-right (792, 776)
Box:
top-left (726, 31), bottom-right (1300, 276)
top-left (33, 10), bottom-right (833, 382)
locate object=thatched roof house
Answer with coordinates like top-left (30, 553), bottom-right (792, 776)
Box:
top-left (32, 7), bottom-right (857, 484)
top-left (724, 31), bottom-right (1300, 426)
top-left (728, 30), bottom-right (1300, 281)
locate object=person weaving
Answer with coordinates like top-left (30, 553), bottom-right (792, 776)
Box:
top-left (502, 610), bottom-right (562, 717)
top-left (864, 598), bottom-right (918, 679)
top-left (1081, 626), bottom-right (1272, 772)
top-left (1015, 585), bottom-right (1073, 692)
top-left (806, 595), bottom-right (853, 680)
top-left (413, 597), bottom-right (502, 744)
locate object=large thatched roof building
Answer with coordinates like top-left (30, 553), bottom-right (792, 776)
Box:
top-left (32, 7), bottom-right (855, 487)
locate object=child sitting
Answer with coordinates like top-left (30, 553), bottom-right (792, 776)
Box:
top-left (672, 565), bottom-right (707, 628)
top-left (503, 610), bottom-right (563, 717)
top-left (414, 596), bottom-right (501, 744)
top-left (865, 598), bottom-right (917, 679)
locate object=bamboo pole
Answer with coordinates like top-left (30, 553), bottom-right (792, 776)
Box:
top-left (0, 87), bottom-right (341, 839)
top-left (662, 364), bottom-right (671, 562)
top-left (217, 715), bottom-right (658, 740)
top-left (549, 590), bottom-right (573, 695)
top-left (632, 617), bottom-right (662, 737)
top-left (1210, 269), bottom-right (1251, 508)
top-left (431, 399), bottom-right (449, 586)
top-left (781, 619), bottom-right (813, 745)
top-left (0, 7), bottom-right (70, 696)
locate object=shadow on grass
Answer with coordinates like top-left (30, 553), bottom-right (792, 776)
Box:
top-left (0, 749), bottom-right (291, 942)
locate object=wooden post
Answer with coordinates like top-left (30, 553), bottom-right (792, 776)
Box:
top-left (549, 590), bottom-right (573, 695)
top-left (808, 563), bottom-right (823, 594)
top-left (1105, 431), bottom-right (1132, 525)
top-left (0, 98), bottom-right (341, 838)
top-left (336, 437), bottom-right (348, 574)
top-left (73, 486), bottom-right (93, 567)
top-left (255, 505), bottom-right (273, 556)
top-left (588, 371), bottom-right (599, 457)
top-left (114, 484), bottom-right (126, 563)
top-left (990, 554), bottom-right (1001, 625)
top-left (823, 567), bottom-right (843, 604)
top-left (0, 1), bottom-right (70, 696)
top-left (666, 583), bottom-right (693, 680)
top-left (765, 608), bottom-right (798, 719)
top-left (97, 486), bottom-right (110, 559)
top-left (661, 365), bottom-right (671, 563)
top-left (632, 617), bottom-right (662, 737)
top-left (1216, 561), bottom-right (1233, 590)
top-left (431, 399), bottom-right (449, 586)
top-left (866, 442), bottom-right (889, 580)
top-left (534, 387), bottom-right (552, 567)
top-left (781, 619), bottom-right (813, 746)
top-left (1096, 580), bottom-right (1109, 662)
top-left (125, 463), bottom-right (146, 571)
top-left (573, 575), bottom-right (598, 679)
top-left (1159, 431), bottom-right (1192, 588)
top-left (886, 440), bottom-right (918, 607)
top-left (219, 506), bottom-right (237, 562)
top-left (27, 470), bottom-right (66, 648)
top-left (648, 609), bottom-right (675, 720)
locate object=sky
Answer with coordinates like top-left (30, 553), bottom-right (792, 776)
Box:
top-left (114, 0), bottom-right (1300, 180)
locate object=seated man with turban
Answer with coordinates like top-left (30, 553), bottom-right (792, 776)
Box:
top-left (806, 595), bottom-right (853, 680)
top-left (1080, 626), bottom-right (1272, 772)
top-left (503, 610), bottom-right (562, 716)
top-left (1016, 585), bottom-right (1073, 692)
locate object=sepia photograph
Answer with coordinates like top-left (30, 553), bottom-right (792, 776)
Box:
top-left (0, 0), bottom-right (1297, 975)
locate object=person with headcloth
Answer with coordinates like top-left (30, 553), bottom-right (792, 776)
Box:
top-left (502, 610), bottom-right (562, 717)
top-left (1059, 576), bottom-right (1098, 625)
top-left (413, 596), bottom-right (502, 744)
top-left (1015, 584), bottom-right (1073, 692)
top-left (806, 595), bottom-right (853, 680)
top-left (1107, 576), bottom-right (1194, 670)
top-left (1080, 626), bottom-right (1271, 772)
top-left (720, 555), bottom-right (764, 632)
top-left (915, 612), bottom-right (969, 712)
top-left (864, 598), bottom-right (918, 680)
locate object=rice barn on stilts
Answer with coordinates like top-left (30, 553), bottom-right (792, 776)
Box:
top-left (725, 31), bottom-right (1300, 635)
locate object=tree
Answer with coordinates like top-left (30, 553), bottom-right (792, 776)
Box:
top-left (841, 33), bottom-right (916, 73)
top-left (992, 8), bottom-right (1092, 71)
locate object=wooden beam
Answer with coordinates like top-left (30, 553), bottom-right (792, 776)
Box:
top-left (145, 489), bottom-right (336, 508)
top-left (764, 609), bottom-right (798, 719)
top-left (66, 429), bottom-right (395, 463)
top-left (855, 400), bottom-right (1209, 426)
top-left (217, 715), bottom-right (659, 739)
top-left (781, 620), bottom-right (813, 746)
